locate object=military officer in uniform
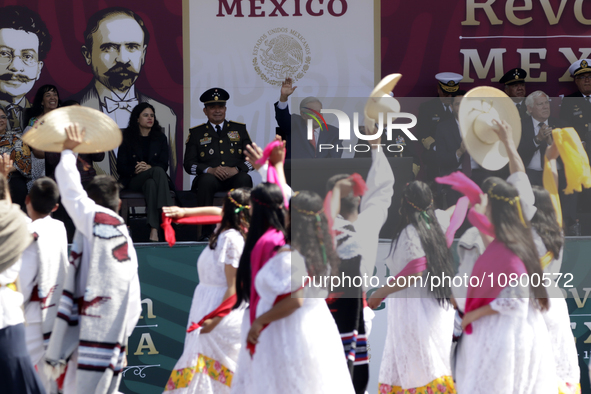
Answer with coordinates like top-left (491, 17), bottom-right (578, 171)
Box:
top-left (416, 72), bottom-right (463, 183)
top-left (184, 88), bottom-right (253, 236)
top-left (500, 67), bottom-right (528, 119)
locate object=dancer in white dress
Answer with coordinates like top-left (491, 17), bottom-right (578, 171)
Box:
top-left (368, 181), bottom-right (456, 394)
top-left (164, 188), bottom-right (250, 393)
top-left (246, 191), bottom-right (354, 393)
top-left (454, 176), bottom-right (557, 394)
top-left (531, 144), bottom-right (580, 393)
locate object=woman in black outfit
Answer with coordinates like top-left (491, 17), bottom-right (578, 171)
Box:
top-left (118, 102), bottom-right (173, 241)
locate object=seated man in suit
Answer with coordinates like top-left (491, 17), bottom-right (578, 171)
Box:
top-left (435, 90), bottom-right (489, 207)
top-left (274, 78), bottom-right (341, 159)
top-left (518, 90), bottom-right (579, 234)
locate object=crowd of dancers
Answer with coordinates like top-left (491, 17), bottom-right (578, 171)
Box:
top-left (0, 114), bottom-right (587, 394)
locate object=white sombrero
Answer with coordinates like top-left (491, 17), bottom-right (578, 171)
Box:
top-left (458, 86), bottom-right (521, 171)
top-left (364, 73), bottom-right (401, 130)
top-left (22, 106), bottom-right (122, 153)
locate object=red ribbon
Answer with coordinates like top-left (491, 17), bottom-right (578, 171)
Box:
top-left (187, 294), bottom-right (237, 333)
top-left (246, 291), bottom-right (293, 357)
top-left (161, 212), bottom-right (222, 247)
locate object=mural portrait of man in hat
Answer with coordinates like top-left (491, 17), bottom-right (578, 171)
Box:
top-left (70, 7), bottom-right (177, 176)
top-left (0, 6), bottom-right (51, 132)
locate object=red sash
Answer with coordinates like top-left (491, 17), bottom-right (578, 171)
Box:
top-left (246, 291), bottom-right (292, 356)
top-left (187, 294), bottom-right (237, 333)
top-left (161, 212), bottom-right (222, 247)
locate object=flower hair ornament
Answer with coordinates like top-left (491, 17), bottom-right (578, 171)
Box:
top-left (294, 205), bottom-right (328, 267)
top-left (406, 198), bottom-right (433, 230)
top-left (227, 190), bottom-right (250, 214)
top-left (487, 183), bottom-right (527, 227)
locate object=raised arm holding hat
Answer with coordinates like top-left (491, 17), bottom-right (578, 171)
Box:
top-left (184, 88), bottom-right (253, 239)
top-left (500, 68), bottom-right (528, 118)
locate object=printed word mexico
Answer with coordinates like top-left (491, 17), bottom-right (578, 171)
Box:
top-left (310, 110), bottom-right (418, 154)
top-left (217, 0), bottom-right (349, 17)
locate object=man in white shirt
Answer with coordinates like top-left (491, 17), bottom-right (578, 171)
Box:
top-left (325, 133), bottom-right (394, 394)
top-left (518, 90), bottom-right (580, 234)
top-left (20, 177), bottom-right (68, 392)
top-left (47, 125), bottom-right (141, 394)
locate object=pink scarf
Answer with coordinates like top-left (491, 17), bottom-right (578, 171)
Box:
top-left (249, 228), bottom-right (286, 323)
top-left (435, 171), bottom-right (496, 245)
top-left (464, 240), bottom-right (527, 334)
top-left (256, 140), bottom-right (289, 208)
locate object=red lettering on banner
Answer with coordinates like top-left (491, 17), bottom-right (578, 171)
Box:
top-left (294, 0), bottom-right (303, 16)
top-left (269, 0), bottom-right (289, 16)
top-left (307, 0), bottom-right (324, 16)
top-left (218, 0), bottom-right (245, 17)
top-left (217, 0), bottom-right (347, 17)
top-left (327, 0), bottom-right (347, 17)
top-left (249, 0), bottom-right (265, 17)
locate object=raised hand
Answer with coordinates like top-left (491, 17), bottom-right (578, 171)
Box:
top-left (280, 77), bottom-right (297, 102)
top-left (63, 124), bottom-right (85, 151)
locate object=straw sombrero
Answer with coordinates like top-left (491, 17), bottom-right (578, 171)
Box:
top-left (364, 73), bottom-right (401, 130)
top-left (22, 106), bottom-right (122, 153)
top-left (458, 86), bottom-right (521, 171)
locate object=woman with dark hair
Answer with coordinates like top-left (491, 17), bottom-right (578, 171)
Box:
top-left (117, 102), bottom-right (173, 241)
top-left (24, 84), bottom-right (61, 189)
top-left (454, 176), bottom-right (556, 393)
top-left (163, 188), bottom-right (250, 393)
top-left (241, 190), bottom-right (354, 393)
top-left (230, 182), bottom-right (286, 393)
top-left (367, 181), bottom-right (456, 394)
top-left (531, 144), bottom-right (580, 393)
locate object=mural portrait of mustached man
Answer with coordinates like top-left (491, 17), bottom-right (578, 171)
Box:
top-left (0, 1), bottom-right (183, 186)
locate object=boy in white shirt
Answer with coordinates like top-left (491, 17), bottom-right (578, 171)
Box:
top-left (20, 177), bottom-right (68, 392)
top-left (46, 125), bottom-right (142, 394)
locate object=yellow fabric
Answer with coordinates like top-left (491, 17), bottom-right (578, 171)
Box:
top-left (1, 281), bottom-right (17, 292)
top-left (558, 381), bottom-right (581, 394)
top-left (543, 155), bottom-right (563, 227)
top-left (378, 375), bottom-right (456, 394)
top-left (553, 127), bottom-right (591, 194)
top-left (540, 251), bottom-right (554, 270)
top-left (164, 353), bottom-right (233, 391)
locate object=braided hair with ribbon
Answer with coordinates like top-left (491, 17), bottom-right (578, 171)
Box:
top-left (208, 188), bottom-right (251, 250)
top-left (291, 191), bottom-right (340, 280)
top-left (391, 181), bottom-right (454, 305)
top-left (482, 177), bottom-right (549, 310)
